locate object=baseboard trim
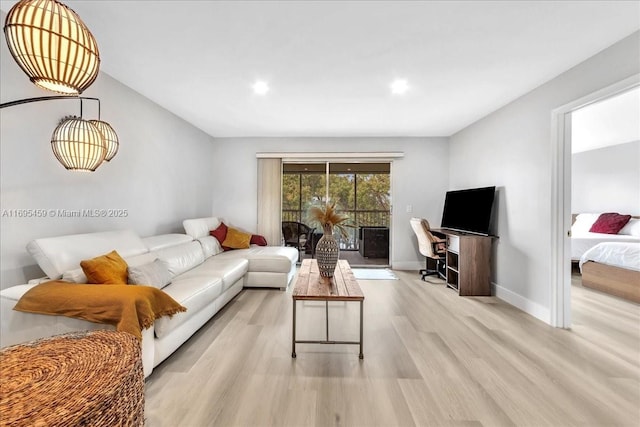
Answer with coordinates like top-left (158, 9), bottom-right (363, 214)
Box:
top-left (392, 261), bottom-right (423, 271)
top-left (491, 282), bottom-right (550, 325)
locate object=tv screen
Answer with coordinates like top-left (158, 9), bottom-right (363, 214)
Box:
top-left (441, 186), bottom-right (496, 236)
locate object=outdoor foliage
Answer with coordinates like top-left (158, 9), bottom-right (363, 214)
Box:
top-left (307, 202), bottom-right (351, 239)
top-left (283, 171), bottom-right (391, 247)
top-left (283, 172), bottom-right (390, 214)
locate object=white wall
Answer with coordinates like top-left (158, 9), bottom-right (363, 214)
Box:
top-left (210, 137), bottom-right (449, 269)
top-left (448, 32), bottom-right (640, 322)
top-left (0, 22), bottom-right (216, 289)
top-left (572, 141), bottom-right (640, 215)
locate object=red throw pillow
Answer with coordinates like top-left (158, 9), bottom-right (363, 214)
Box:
top-left (210, 222), bottom-right (228, 243)
top-left (589, 213), bottom-right (632, 234)
top-left (250, 234), bottom-right (268, 246)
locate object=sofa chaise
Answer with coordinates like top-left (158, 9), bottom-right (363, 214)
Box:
top-left (0, 217), bottom-right (298, 377)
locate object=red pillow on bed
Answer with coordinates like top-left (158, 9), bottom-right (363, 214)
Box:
top-left (589, 213), bottom-right (632, 234)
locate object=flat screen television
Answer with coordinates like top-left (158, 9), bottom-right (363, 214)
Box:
top-left (441, 186), bottom-right (496, 236)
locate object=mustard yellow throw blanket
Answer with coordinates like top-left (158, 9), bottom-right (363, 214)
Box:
top-left (14, 281), bottom-right (187, 340)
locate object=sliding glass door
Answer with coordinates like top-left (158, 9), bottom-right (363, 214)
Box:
top-left (282, 163), bottom-right (326, 222)
top-left (282, 161), bottom-right (391, 267)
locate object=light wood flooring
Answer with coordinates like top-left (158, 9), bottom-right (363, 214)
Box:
top-left (145, 271), bottom-right (640, 426)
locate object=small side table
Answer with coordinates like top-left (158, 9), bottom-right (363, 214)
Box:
top-left (292, 259), bottom-right (365, 359)
top-left (0, 330), bottom-right (144, 426)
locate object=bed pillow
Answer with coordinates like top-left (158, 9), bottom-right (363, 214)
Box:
top-left (589, 213), bottom-right (632, 234)
top-left (618, 218), bottom-right (640, 237)
top-left (128, 259), bottom-right (172, 289)
top-left (80, 250), bottom-right (128, 284)
top-left (571, 213), bottom-right (601, 234)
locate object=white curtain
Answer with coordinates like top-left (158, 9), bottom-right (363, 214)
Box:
top-left (257, 158), bottom-right (282, 245)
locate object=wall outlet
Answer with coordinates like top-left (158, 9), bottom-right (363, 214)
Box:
top-left (406, 204), bottom-right (412, 213)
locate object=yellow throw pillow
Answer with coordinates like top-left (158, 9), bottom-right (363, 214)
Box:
top-left (80, 250), bottom-right (128, 284)
top-left (222, 227), bottom-right (251, 249)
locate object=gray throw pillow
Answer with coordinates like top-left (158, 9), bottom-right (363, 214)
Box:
top-left (127, 259), bottom-right (172, 289)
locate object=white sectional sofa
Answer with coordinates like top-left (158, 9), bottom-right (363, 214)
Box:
top-left (0, 219), bottom-right (298, 378)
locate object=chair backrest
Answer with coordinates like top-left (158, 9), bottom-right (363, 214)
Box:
top-left (282, 221), bottom-right (311, 241)
top-left (409, 217), bottom-right (440, 258)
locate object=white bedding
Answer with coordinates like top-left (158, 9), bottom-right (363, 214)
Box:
top-left (579, 242), bottom-right (640, 272)
top-left (571, 214), bottom-right (640, 260)
top-left (571, 233), bottom-right (640, 260)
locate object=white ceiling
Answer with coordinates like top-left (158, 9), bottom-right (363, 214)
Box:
top-left (1, 0), bottom-right (639, 138)
top-left (572, 86), bottom-right (640, 153)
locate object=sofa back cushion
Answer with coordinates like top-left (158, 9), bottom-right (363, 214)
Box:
top-left (153, 241), bottom-right (205, 277)
top-left (183, 217), bottom-right (221, 239)
top-left (142, 234), bottom-right (194, 251)
top-left (197, 236), bottom-right (224, 258)
top-left (26, 230), bottom-right (148, 280)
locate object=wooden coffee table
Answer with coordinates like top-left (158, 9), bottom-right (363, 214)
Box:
top-left (291, 259), bottom-right (365, 359)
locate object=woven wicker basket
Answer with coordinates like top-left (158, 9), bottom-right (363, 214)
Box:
top-left (0, 330), bottom-right (144, 426)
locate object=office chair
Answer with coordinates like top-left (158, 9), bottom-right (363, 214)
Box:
top-left (409, 217), bottom-right (447, 281)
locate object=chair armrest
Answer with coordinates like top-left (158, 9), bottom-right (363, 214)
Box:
top-left (431, 241), bottom-right (447, 255)
top-left (432, 231), bottom-right (447, 240)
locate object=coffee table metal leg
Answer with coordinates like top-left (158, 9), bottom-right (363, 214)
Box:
top-left (325, 300), bottom-right (329, 341)
top-left (359, 300), bottom-right (364, 359)
top-left (292, 298), bottom-right (297, 358)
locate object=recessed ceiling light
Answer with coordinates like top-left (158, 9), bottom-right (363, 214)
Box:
top-left (391, 79), bottom-right (409, 95)
top-left (252, 81), bottom-right (269, 95)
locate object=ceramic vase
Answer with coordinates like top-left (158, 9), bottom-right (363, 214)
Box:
top-left (316, 224), bottom-right (339, 279)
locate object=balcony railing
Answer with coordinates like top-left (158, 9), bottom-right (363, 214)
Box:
top-left (283, 209), bottom-right (390, 250)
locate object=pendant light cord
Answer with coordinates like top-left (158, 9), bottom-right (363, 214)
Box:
top-left (0, 96), bottom-right (101, 118)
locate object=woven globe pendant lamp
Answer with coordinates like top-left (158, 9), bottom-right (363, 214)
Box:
top-left (51, 117), bottom-right (106, 171)
top-left (88, 119), bottom-right (119, 161)
top-left (4, 0), bottom-right (100, 95)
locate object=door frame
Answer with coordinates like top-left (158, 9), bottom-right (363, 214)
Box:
top-left (549, 73), bottom-right (639, 328)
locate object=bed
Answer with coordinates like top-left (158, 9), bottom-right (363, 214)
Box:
top-left (579, 242), bottom-right (640, 303)
top-left (571, 213), bottom-right (640, 261)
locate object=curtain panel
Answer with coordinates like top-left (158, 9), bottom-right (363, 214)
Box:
top-left (256, 158), bottom-right (282, 245)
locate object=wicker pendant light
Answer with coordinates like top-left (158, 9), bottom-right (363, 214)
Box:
top-left (51, 117), bottom-right (106, 171)
top-left (88, 120), bottom-right (119, 161)
top-left (4, 0), bottom-right (100, 95)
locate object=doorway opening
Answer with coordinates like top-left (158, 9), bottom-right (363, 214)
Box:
top-left (282, 162), bottom-right (391, 267)
top-left (551, 74), bottom-right (639, 328)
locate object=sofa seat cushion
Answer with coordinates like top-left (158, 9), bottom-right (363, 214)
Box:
top-left (154, 275), bottom-right (223, 339)
top-left (213, 246), bottom-right (297, 273)
top-left (1, 284), bottom-right (36, 302)
top-left (179, 257), bottom-right (248, 292)
top-left (246, 246), bottom-right (298, 273)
